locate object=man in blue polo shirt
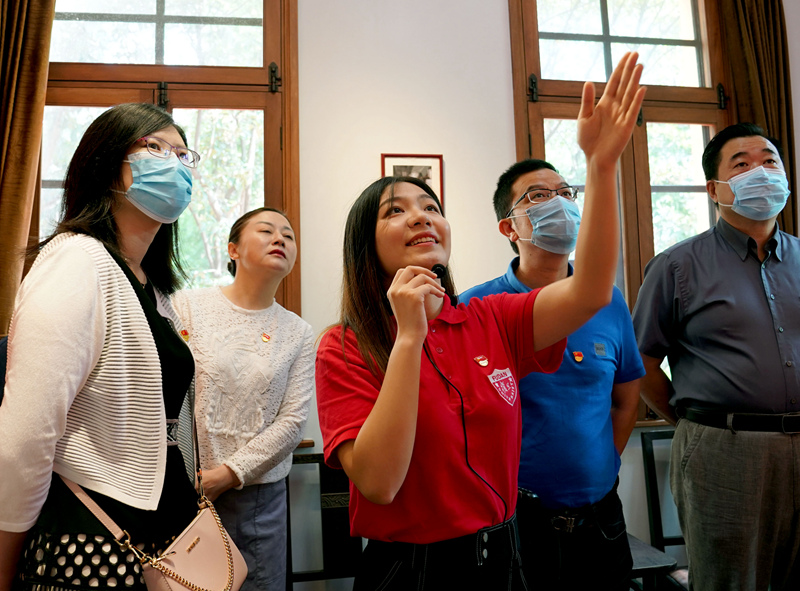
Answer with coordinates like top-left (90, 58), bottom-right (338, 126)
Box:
top-left (460, 159), bottom-right (644, 589)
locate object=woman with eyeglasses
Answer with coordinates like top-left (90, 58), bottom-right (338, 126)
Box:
top-left (0, 103), bottom-right (202, 591)
top-left (315, 53), bottom-right (645, 590)
top-left (171, 207), bottom-right (315, 591)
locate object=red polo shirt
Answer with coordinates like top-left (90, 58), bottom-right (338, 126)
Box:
top-left (316, 290), bottom-right (565, 543)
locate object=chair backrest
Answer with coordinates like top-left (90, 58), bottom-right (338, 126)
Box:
top-left (640, 429), bottom-right (685, 552)
top-left (286, 452), bottom-right (362, 587)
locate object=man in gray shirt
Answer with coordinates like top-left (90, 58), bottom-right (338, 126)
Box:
top-left (632, 122), bottom-right (800, 590)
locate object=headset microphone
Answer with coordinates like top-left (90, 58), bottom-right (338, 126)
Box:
top-left (432, 264), bottom-right (447, 280)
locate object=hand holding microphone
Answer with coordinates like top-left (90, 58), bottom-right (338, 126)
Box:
top-left (387, 265), bottom-right (447, 343)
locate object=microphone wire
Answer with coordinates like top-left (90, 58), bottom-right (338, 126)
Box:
top-left (422, 342), bottom-right (508, 523)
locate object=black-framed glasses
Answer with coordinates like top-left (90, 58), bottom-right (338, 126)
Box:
top-left (506, 186), bottom-right (579, 217)
top-left (138, 136), bottom-right (201, 168)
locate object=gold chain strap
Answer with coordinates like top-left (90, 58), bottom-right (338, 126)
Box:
top-left (117, 497), bottom-right (235, 591)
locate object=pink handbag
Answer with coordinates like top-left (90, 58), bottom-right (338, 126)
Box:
top-left (61, 475), bottom-right (248, 591)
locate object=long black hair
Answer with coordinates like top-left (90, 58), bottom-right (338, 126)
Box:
top-left (339, 176), bottom-right (456, 377)
top-left (30, 103), bottom-right (189, 294)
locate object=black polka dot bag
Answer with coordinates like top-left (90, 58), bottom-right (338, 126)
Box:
top-left (61, 475), bottom-right (247, 591)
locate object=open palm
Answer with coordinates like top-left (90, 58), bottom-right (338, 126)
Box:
top-left (577, 52), bottom-right (646, 167)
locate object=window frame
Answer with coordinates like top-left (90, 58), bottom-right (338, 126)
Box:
top-left (37, 0), bottom-right (302, 313)
top-left (507, 0), bottom-right (732, 420)
top-left (509, 0), bottom-right (731, 303)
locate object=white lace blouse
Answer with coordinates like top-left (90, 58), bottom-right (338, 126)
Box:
top-left (171, 287), bottom-right (315, 486)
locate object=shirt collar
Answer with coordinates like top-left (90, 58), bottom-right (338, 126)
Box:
top-left (434, 293), bottom-right (468, 325)
top-left (504, 256), bottom-right (575, 292)
top-left (504, 257), bottom-right (531, 293)
top-left (716, 216), bottom-right (781, 262)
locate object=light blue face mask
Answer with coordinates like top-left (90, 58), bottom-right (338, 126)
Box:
top-left (113, 153), bottom-right (193, 223)
top-left (513, 197), bottom-right (581, 254)
top-left (714, 166), bottom-right (790, 221)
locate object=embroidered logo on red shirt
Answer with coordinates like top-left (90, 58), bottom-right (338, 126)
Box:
top-left (486, 368), bottom-right (517, 406)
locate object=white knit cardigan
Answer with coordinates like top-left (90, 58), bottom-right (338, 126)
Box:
top-left (0, 233), bottom-right (195, 532)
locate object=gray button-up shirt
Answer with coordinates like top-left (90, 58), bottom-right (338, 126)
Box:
top-left (633, 217), bottom-right (800, 413)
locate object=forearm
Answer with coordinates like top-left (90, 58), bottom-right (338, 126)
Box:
top-left (341, 335), bottom-right (422, 504)
top-left (0, 531), bottom-right (27, 591)
top-left (226, 343), bottom-right (315, 484)
top-left (569, 155), bottom-right (619, 312)
top-left (610, 380), bottom-right (641, 455)
top-left (532, 159), bottom-right (619, 350)
top-left (641, 355), bottom-right (677, 424)
top-left (225, 410), bottom-right (308, 485)
top-left (200, 465), bottom-right (241, 502)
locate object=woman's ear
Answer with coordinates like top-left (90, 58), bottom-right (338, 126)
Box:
top-left (227, 242), bottom-right (239, 260)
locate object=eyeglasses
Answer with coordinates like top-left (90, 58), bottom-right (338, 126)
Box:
top-left (506, 186), bottom-right (579, 217)
top-left (137, 136), bottom-right (201, 168)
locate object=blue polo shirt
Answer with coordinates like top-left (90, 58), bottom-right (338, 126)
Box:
top-left (460, 258), bottom-right (644, 508)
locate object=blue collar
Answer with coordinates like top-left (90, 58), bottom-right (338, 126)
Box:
top-left (504, 256), bottom-right (574, 293)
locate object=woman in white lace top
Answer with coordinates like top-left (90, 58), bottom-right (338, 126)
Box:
top-left (172, 208), bottom-right (315, 591)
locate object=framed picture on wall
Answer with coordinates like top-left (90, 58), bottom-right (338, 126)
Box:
top-left (381, 154), bottom-right (444, 205)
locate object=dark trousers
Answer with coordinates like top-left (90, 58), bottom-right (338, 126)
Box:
top-left (516, 481), bottom-right (632, 591)
top-left (353, 515), bottom-right (528, 591)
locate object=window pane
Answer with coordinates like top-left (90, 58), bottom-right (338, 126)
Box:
top-left (611, 43), bottom-right (700, 87)
top-left (544, 118), bottom-right (625, 290)
top-left (647, 123), bottom-right (707, 186)
top-left (55, 0), bottom-right (155, 13)
top-left (172, 109), bottom-right (265, 288)
top-left (537, 0), bottom-right (603, 35)
top-left (50, 21), bottom-right (155, 64)
top-left (543, 119), bottom-right (586, 188)
top-left (165, 0), bottom-right (261, 18)
top-left (41, 106), bottom-right (108, 239)
top-left (537, 0), bottom-right (705, 87)
top-left (647, 122), bottom-right (714, 254)
top-left (40, 189), bottom-right (63, 240)
top-left (651, 192), bottom-right (712, 254)
top-left (165, 24), bottom-right (263, 67)
top-left (608, 0), bottom-right (696, 40)
top-left (52, 0), bottom-right (264, 66)
top-left (541, 40), bottom-right (606, 82)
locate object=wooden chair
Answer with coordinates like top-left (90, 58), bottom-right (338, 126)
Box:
top-left (640, 429), bottom-right (689, 590)
top-left (285, 452), bottom-right (362, 588)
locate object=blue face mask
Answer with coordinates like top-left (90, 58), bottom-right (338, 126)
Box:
top-left (715, 166), bottom-right (790, 221)
top-left (113, 153), bottom-right (193, 223)
top-left (524, 197), bottom-right (581, 254)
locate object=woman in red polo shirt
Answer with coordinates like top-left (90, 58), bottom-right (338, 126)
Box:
top-left (315, 53), bottom-right (645, 590)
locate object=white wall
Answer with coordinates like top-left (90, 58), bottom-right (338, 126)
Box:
top-left (293, 2), bottom-right (517, 588)
top-left (299, 0), bottom-right (517, 339)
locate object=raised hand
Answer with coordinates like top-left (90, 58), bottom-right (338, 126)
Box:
top-left (577, 52), bottom-right (646, 167)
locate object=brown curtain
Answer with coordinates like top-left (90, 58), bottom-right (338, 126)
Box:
top-left (0, 1), bottom-right (55, 334)
top-left (720, 0), bottom-right (796, 235)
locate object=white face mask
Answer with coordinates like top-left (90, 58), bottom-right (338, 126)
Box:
top-left (714, 166), bottom-right (790, 221)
